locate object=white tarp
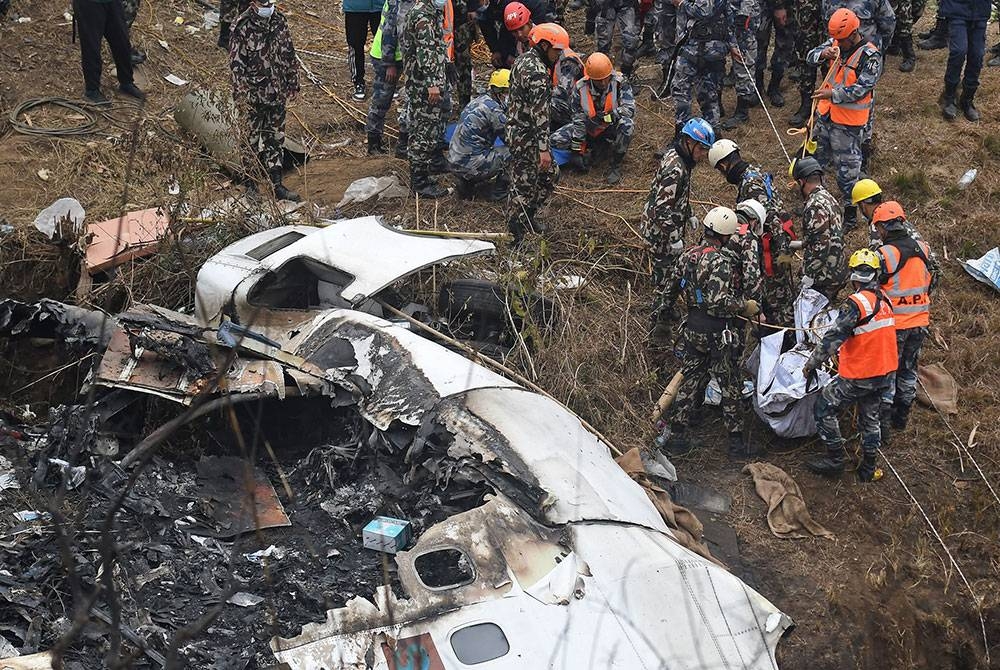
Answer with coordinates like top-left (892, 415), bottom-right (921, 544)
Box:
top-left (960, 247), bottom-right (1000, 293)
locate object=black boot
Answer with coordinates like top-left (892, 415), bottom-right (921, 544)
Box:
top-left (455, 176), bottom-right (476, 199)
top-left (270, 169), bottom-right (301, 202)
top-left (788, 90), bottom-right (811, 126)
top-left (807, 444), bottom-right (847, 476)
top-left (656, 63), bottom-right (671, 100)
top-left (367, 132), bottom-right (386, 155)
top-left (638, 26), bottom-right (655, 57)
top-left (960, 85), bottom-right (980, 121)
top-left (899, 36), bottom-right (916, 72)
top-left (721, 95), bottom-right (752, 130)
top-left (584, 6), bottom-right (596, 35)
top-left (606, 151), bottom-right (625, 184)
top-left (487, 175), bottom-right (509, 201)
top-left (857, 453), bottom-right (880, 482)
top-left (918, 16), bottom-right (948, 50)
top-left (429, 152), bottom-right (449, 175)
top-left (218, 21), bottom-right (231, 50)
top-left (655, 424), bottom-right (696, 456)
top-left (411, 166), bottom-right (448, 198)
top-left (891, 402), bottom-right (911, 430)
top-left (130, 47), bottom-right (146, 65)
top-left (843, 205), bottom-right (858, 231)
top-left (940, 82), bottom-right (959, 121)
top-left (880, 404), bottom-right (892, 449)
top-left (767, 74), bottom-right (785, 107)
top-left (394, 131), bottom-right (409, 159)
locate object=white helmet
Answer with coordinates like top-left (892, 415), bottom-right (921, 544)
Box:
top-left (708, 139), bottom-right (740, 169)
top-left (736, 199), bottom-right (767, 235)
top-left (703, 206), bottom-right (739, 236)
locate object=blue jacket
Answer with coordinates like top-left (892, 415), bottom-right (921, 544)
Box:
top-left (344, 0), bottom-right (382, 13)
top-left (938, 0), bottom-right (991, 20)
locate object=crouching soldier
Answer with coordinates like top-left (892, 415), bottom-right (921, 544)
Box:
top-left (448, 69), bottom-right (512, 200)
top-left (551, 52), bottom-right (636, 184)
top-left (802, 249), bottom-right (898, 482)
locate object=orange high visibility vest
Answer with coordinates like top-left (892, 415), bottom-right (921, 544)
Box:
top-left (817, 42), bottom-right (876, 127)
top-left (552, 50), bottom-right (584, 86)
top-left (577, 77), bottom-right (618, 136)
top-left (838, 289), bottom-right (898, 379)
top-left (443, 0), bottom-right (454, 61)
top-left (878, 237), bottom-right (932, 329)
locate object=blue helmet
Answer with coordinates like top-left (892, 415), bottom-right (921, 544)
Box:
top-left (679, 118), bottom-right (716, 148)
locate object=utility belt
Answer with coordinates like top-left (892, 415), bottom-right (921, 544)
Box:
top-left (686, 308), bottom-right (733, 333)
top-left (689, 20), bottom-right (728, 42)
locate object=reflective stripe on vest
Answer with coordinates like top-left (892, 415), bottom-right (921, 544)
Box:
top-left (839, 289), bottom-right (898, 379)
top-left (816, 42), bottom-right (876, 127)
top-left (879, 238), bottom-right (932, 328)
top-left (577, 77), bottom-right (618, 136)
top-left (553, 50), bottom-right (584, 86)
top-left (444, 0), bottom-right (454, 61)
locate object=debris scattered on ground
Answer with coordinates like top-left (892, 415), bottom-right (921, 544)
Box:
top-left (917, 363), bottom-right (959, 414)
top-left (85, 208), bottom-right (172, 274)
top-left (31, 198), bottom-right (85, 241)
top-left (743, 462), bottom-right (834, 540)
top-left (335, 175), bottom-right (408, 208)
top-left (960, 247), bottom-right (1000, 293)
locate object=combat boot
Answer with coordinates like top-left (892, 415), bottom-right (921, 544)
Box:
top-left (918, 17), bottom-right (948, 50)
top-left (807, 444), bottom-right (847, 476)
top-left (218, 21), bottom-right (231, 49)
top-left (767, 74), bottom-right (785, 107)
top-left (606, 151), bottom-right (626, 184)
top-left (638, 26), bottom-right (655, 57)
top-left (721, 95), bottom-right (752, 130)
top-left (367, 132), bottom-right (387, 155)
top-left (394, 131), bottom-right (409, 159)
top-left (960, 85), bottom-right (980, 121)
top-left (656, 63), bottom-right (671, 100)
top-left (454, 176), bottom-right (476, 199)
top-left (861, 139), bottom-right (872, 174)
top-left (939, 82), bottom-right (959, 121)
top-left (788, 91), bottom-right (811, 126)
top-left (843, 205), bottom-right (858, 231)
top-left (857, 453), bottom-right (879, 482)
top-left (270, 170), bottom-right (301, 202)
top-left (899, 37), bottom-right (916, 72)
top-left (879, 404), bottom-right (893, 449)
top-left (411, 167), bottom-right (448, 198)
top-left (890, 402), bottom-right (911, 430)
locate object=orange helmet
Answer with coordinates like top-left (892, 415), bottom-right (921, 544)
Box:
top-left (871, 200), bottom-right (906, 226)
top-left (828, 8), bottom-right (860, 39)
top-left (503, 2), bottom-right (531, 31)
top-left (528, 23), bottom-right (569, 50)
top-left (584, 52), bottom-right (613, 79)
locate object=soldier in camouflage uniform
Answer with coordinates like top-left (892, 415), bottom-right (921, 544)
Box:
top-left (550, 49), bottom-right (585, 129)
top-left (802, 248), bottom-right (897, 482)
top-left (448, 70), bottom-right (511, 200)
top-left (709, 139), bottom-right (796, 325)
top-left (731, 200), bottom-right (766, 304)
top-left (402, 0), bottom-right (451, 198)
top-left (786, 0), bottom-right (825, 125)
top-left (452, 0), bottom-right (477, 109)
top-left (653, 207), bottom-right (763, 458)
top-left (890, 0), bottom-right (924, 70)
top-left (755, 0), bottom-right (792, 106)
top-left (219, 0), bottom-right (252, 48)
top-left (594, 0), bottom-right (642, 78)
top-left (823, 0), bottom-right (895, 48)
top-left (790, 157), bottom-right (846, 301)
top-left (229, 0), bottom-right (300, 201)
top-left (650, 0), bottom-right (677, 92)
top-left (671, 0), bottom-right (736, 130)
top-left (365, 0), bottom-right (413, 155)
top-left (506, 23), bottom-right (567, 245)
top-left (720, 0), bottom-right (761, 129)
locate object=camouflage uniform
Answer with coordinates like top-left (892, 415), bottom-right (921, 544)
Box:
top-left (229, 7), bottom-right (299, 181)
top-left (452, 0), bottom-right (477, 109)
top-left (550, 72), bottom-right (636, 158)
top-left (671, 0), bottom-right (735, 128)
top-left (594, 0), bottom-right (642, 74)
top-left (448, 93), bottom-right (511, 179)
top-left (661, 239), bottom-right (748, 435)
top-left (807, 38), bottom-right (882, 206)
top-left (641, 142), bottom-right (694, 299)
top-left (402, 0), bottom-right (449, 176)
top-left (366, 0), bottom-right (413, 137)
top-left (506, 47), bottom-right (559, 242)
top-left (891, 0), bottom-right (925, 42)
top-left (550, 50), bottom-right (585, 129)
top-left (755, 0), bottom-right (792, 87)
top-left (787, 0), bottom-right (824, 99)
top-left (650, 0), bottom-right (678, 65)
top-left (823, 0), bottom-right (896, 48)
top-left (729, 0), bottom-right (761, 99)
top-left (800, 183), bottom-right (847, 300)
top-left (728, 220), bottom-right (764, 302)
top-left (122, 0), bottom-right (140, 28)
top-left (220, 0), bottom-right (251, 23)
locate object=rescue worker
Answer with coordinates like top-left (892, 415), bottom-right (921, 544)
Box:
top-left (938, 0), bottom-right (989, 121)
top-left (807, 8), bottom-right (882, 229)
top-left (654, 206), bottom-right (763, 458)
top-left (731, 199), bottom-right (767, 307)
top-left (344, 0), bottom-right (384, 100)
top-left (74, 0), bottom-right (145, 104)
top-left (822, 0), bottom-right (895, 49)
top-left (891, 0), bottom-right (922, 71)
top-left (365, 0), bottom-right (411, 155)
top-left (851, 178), bottom-right (926, 247)
top-left (229, 0), bottom-right (300, 201)
top-left (550, 44), bottom-right (586, 129)
top-left (593, 0), bottom-right (641, 79)
top-left (802, 248), bottom-right (898, 481)
top-left (650, 0), bottom-right (677, 94)
top-left (790, 156), bottom-right (846, 301)
top-left (452, 0), bottom-right (478, 109)
top-left (786, 0), bottom-right (825, 126)
top-left (480, 0), bottom-right (556, 67)
top-left (642, 117), bottom-right (715, 335)
top-left (402, 0), bottom-right (451, 198)
top-left (721, 0), bottom-right (762, 129)
top-left (871, 200), bottom-right (939, 442)
top-left (506, 23), bottom-right (568, 245)
top-left (448, 69), bottom-right (511, 200)
top-left (551, 52), bottom-right (636, 184)
top-left (755, 0), bottom-right (792, 106)
top-left (709, 139), bottom-right (796, 325)
top-left (671, 0), bottom-right (736, 131)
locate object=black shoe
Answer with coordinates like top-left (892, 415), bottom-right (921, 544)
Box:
top-left (721, 96), bottom-right (751, 130)
top-left (486, 177), bottom-right (508, 202)
top-left (217, 21), bottom-right (231, 49)
top-left (899, 37), bottom-right (916, 72)
top-left (130, 48), bottom-right (146, 65)
top-left (394, 131), bottom-right (409, 159)
top-left (274, 183), bottom-right (301, 202)
top-left (606, 162), bottom-right (624, 185)
top-left (118, 82), bottom-right (146, 101)
top-left (788, 92), bottom-right (811, 126)
top-left (84, 89), bottom-right (111, 105)
top-left (411, 168), bottom-right (448, 198)
top-left (918, 19), bottom-right (948, 50)
top-left (367, 132), bottom-right (387, 155)
top-left (567, 152), bottom-right (590, 172)
top-left (807, 449), bottom-right (846, 476)
top-left (857, 454), bottom-right (879, 482)
top-left (960, 87), bottom-right (980, 121)
top-left (940, 83), bottom-right (959, 121)
top-left (843, 205), bottom-right (858, 231)
top-left (890, 402), bottom-right (911, 430)
top-left (353, 83), bottom-right (366, 101)
top-left (767, 77), bottom-right (785, 107)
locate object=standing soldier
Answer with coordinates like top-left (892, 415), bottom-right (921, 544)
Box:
top-left (732, 199), bottom-right (766, 309)
top-left (671, 0), bottom-right (735, 132)
top-left (802, 249), bottom-right (898, 481)
top-left (365, 0), bottom-right (412, 155)
top-left (808, 8), bottom-right (882, 229)
top-left (721, 0), bottom-right (761, 129)
top-left (402, 0), bottom-right (451, 198)
top-left (73, 0), bottom-right (145, 104)
top-left (594, 0), bottom-right (641, 79)
top-left (790, 157), bottom-right (846, 301)
top-left (229, 0), bottom-right (300, 201)
top-left (653, 207), bottom-right (763, 458)
top-left (785, 0), bottom-right (825, 126)
top-left (642, 118), bottom-right (715, 337)
top-left (452, 0), bottom-right (478, 109)
top-left (550, 52), bottom-right (636, 184)
top-left (937, 0), bottom-right (989, 121)
top-left (892, 0), bottom-right (921, 71)
top-left (506, 23), bottom-right (569, 245)
top-left (870, 201), bottom-right (938, 442)
top-left (448, 69), bottom-right (511, 200)
top-left (755, 0), bottom-right (791, 106)
top-left (218, 0), bottom-right (251, 49)
top-left (650, 0), bottom-right (677, 95)
top-left (709, 139), bottom-right (796, 325)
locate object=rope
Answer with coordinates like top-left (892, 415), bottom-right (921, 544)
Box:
top-left (735, 44), bottom-right (790, 164)
top-left (9, 98), bottom-right (99, 136)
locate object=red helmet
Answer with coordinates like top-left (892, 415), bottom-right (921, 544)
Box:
top-left (504, 2), bottom-right (531, 31)
top-left (828, 8), bottom-right (860, 39)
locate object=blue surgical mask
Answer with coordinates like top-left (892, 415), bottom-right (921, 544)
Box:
top-left (256, 4), bottom-right (275, 18)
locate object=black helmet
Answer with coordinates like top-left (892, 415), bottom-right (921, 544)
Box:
top-left (790, 156), bottom-right (823, 180)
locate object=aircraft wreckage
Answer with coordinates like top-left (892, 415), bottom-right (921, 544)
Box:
top-left (0, 217), bottom-right (792, 668)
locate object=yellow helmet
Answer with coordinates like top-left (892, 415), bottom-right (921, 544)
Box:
top-left (851, 178), bottom-right (882, 205)
top-left (848, 248), bottom-right (880, 282)
top-left (489, 68), bottom-right (511, 89)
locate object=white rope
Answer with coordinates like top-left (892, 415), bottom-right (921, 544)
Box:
top-left (735, 43), bottom-right (791, 165)
top-left (878, 447), bottom-right (991, 664)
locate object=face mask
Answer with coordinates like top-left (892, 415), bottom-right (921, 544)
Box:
top-left (256, 5), bottom-right (275, 18)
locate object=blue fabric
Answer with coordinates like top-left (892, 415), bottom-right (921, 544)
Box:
top-left (945, 18), bottom-right (987, 87)
top-left (444, 123), bottom-right (570, 164)
top-left (938, 0), bottom-right (991, 20)
top-left (344, 0), bottom-right (382, 13)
